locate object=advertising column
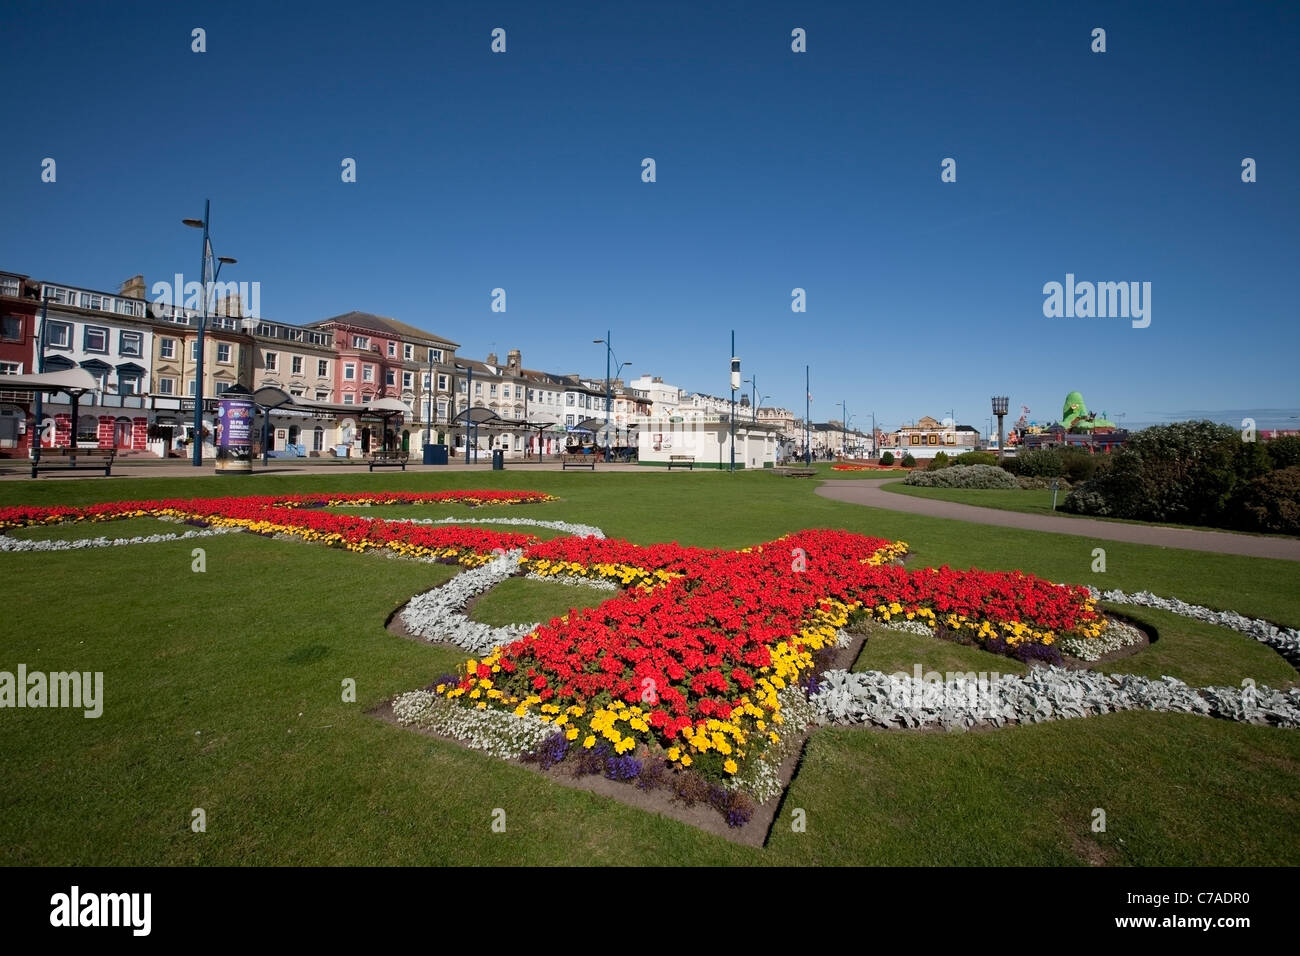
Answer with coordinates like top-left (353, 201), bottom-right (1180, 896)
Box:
top-left (215, 389), bottom-right (254, 473)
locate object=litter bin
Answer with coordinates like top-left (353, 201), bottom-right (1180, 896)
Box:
top-left (492, 448), bottom-right (504, 470)
top-left (425, 443), bottom-right (448, 465)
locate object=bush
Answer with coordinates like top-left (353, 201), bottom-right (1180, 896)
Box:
top-left (1015, 448), bottom-right (1066, 478)
top-left (954, 451), bottom-right (997, 467)
top-left (904, 464), bottom-right (1019, 489)
top-left (1016, 476), bottom-right (1072, 491)
top-left (1059, 448), bottom-right (1101, 483)
top-left (926, 451), bottom-right (950, 471)
top-left (1266, 435), bottom-right (1300, 470)
top-left (900, 452), bottom-right (916, 468)
top-left (879, 451), bottom-right (895, 466)
top-left (1233, 466), bottom-right (1300, 535)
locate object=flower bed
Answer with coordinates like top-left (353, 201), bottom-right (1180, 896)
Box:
top-left (427, 528), bottom-right (1107, 818)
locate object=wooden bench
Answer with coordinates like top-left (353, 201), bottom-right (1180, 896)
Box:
top-left (31, 446), bottom-right (116, 478)
top-left (367, 451), bottom-right (409, 472)
top-left (560, 453), bottom-right (595, 470)
top-left (667, 455), bottom-right (695, 470)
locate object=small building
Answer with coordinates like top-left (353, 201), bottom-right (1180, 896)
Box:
top-left (635, 415), bottom-right (779, 469)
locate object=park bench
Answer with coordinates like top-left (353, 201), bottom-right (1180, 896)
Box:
top-left (560, 453), bottom-right (595, 470)
top-left (667, 455), bottom-right (695, 470)
top-left (367, 450), bottom-right (409, 472)
top-left (31, 446), bottom-right (116, 478)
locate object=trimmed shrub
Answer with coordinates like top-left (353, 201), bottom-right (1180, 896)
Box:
top-left (879, 451), bottom-right (895, 466)
top-left (1015, 448), bottom-right (1066, 478)
top-left (954, 451), bottom-right (997, 467)
top-left (904, 464), bottom-right (1019, 489)
top-left (900, 452), bottom-right (916, 468)
top-left (1016, 476), bottom-right (1072, 491)
top-left (926, 451), bottom-right (951, 471)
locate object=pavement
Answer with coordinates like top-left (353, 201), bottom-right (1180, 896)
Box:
top-left (0, 455), bottom-right (675, 480)
top-left (816, 478), bottom-right (1300, 562)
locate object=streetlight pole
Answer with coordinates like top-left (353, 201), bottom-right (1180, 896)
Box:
top-left (424, 355), bottom-right (434, 449)
top-left (182, 200), bottom-right (236, 467)
top-left (992, 396), bottom-right (1009, 462)
top-left (804, 365), bottom-right (811, 466)
top-left (593, 333), bottom-right (630, 461)
top-left (457, 364), bottom-right (475, 463)
top-left (729, 331), bottom-right (739, 473)
top-left (31, 292), bottom-right (51, 461)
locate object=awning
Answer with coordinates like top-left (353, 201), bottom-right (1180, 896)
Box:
top-left (0, 368), bottom-right (99, 394)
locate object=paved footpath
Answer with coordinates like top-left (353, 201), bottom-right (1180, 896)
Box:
top-left (816, 479), bottom-right (1300, 562)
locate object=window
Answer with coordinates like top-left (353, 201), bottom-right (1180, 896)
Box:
top-left (83, 327), bottom-right (108, 352)
top-left (317, 359), bottom-right (328, 377)
top-left (438, 374), bottom-right (448, 391)
top-left (343, 394), bottom-right (354, 405)
top-left (352, 336), bottom-right (369, 349)
top-left (265, 352), bottom-right (278, 371)
top-left (187, 380), bottom-right (197, 396)
top-left (79, 293), bottom-right (103, 311)
top-left (1, 361), bottom-right (22, 375)
top-left (1, 316), bottom-right (21, 341)
top-left (344, 363), bottom-right (356, 380)
top-left (387, 341), bottom-right (396, 357)
top-left (428, 348), bottom-right (442, 364)
top-left (489, 384), bottom-right (498, 397)
top-left (119, 331), bottom-right (143, 356)
top-left (157, 377), bottom-right (175, 395)
top-left (566, 393), bottom-right (575, 406)
top-left (527, 389), bottom-right (535, 402)
top-left (362, 365), bottom-right (374, 382)
top-left (289, 387), bottom-right (305, 397)
top-left (459, 380), bottom-right (467, 394)
top-left (191, 340), bottom-right (199, 361)
top-left (404, 344), bottom-right (413, 360)
top-left (402, 372), bottom-right (412, 388)
top-left (291, 356), bottom-right (303, 374)
top-left (566, 414), bottom-right (575, 426)
top-left (316, 390), bottom-right (329, 401)
top-left (77, 415), bottom-right (98, 443)
top-left (215, 381), bottom-right (232, 395)
top-left (386, 369), bottom-right (396, 387)
top-left (474, 382), bottom-right (482, 395)
top-left (313, 427), bottom-right (324, 451)
top-left (160, 338), bottom-right (176, 359)
top-left (216, 343), bottom-right (231, 364)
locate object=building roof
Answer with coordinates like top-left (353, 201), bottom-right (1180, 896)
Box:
top-left (309, 311), bottom-right (460, 348)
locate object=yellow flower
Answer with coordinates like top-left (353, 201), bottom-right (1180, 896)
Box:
top-left (680, 755), bottom-right (692, 767)
top-left (582, 735), bottom-right (596, 749)
top-left (723, 759), bottom-right (738, 774)
top-left (565, 727), bottom-right (579, 741)
top-left (666, 746), bottom-right (680, 761)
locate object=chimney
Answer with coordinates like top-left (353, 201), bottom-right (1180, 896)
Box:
top-left (506, 349), bottom-right (521, 370)
top-left (119, 274), bottom-right (145, 299)
top-left (485, 352), bottom-right (498, 366)
top-left (215, 292), bottom-right (243, 318)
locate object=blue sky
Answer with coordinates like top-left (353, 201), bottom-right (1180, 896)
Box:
top-left (3, 0), bottom-right (1297, 432)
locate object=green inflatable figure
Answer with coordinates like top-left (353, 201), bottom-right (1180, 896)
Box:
top-left (1061, 391), bottom-right (1116, 432)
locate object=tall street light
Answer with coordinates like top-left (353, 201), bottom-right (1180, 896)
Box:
top-left (992, 395), bottom-right (1010, 462)
top-left (182, 200), bottom-right (237, 467)
top-left (729, 331), bottom-right (739, 472)
top-left (31, 291), bottom-right (52, 462)
top-left (593, 332), bottom-right (630, 460)
top-left (804, 365), bottom-right (811, 465)
top-left (838, 400), bottom-right (849, 459)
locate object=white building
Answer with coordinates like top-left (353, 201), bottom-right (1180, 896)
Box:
top-left (635, 414), bottom-right (779, 469)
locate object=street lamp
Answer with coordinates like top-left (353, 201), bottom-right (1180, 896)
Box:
top-left (593, 332), bottom-right (630, 460)
top-left (182, 200), bottom-right (237, 466)
top-left (992, 395), bottom-right (1010, 462)
top-left (729, 331), bottom-right (739, 472)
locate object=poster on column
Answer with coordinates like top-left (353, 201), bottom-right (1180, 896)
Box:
top-left (217, 398), bottom-right (254, 449)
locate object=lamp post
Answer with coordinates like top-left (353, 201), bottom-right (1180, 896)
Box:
top-left (424, 354), bottom-right (434, 449)
top-left (31, 291), bottom-right (51, 461)
top-left (182, 200), bottom-right (237, 466)
top-left (729, 331), bottom-right (739, 472)
top-left (455, 363), bottom-right (474, 463)
top-left (992, 395), bottom-right (1009, 462)
top-left (804, 365), bottom-right (811, 465)
top-left (869, 410), bottom-right (877, 457)
top-left (593, 332), bottom-right (630, 460)
top-left (838, 400), bottom-right (849, 459)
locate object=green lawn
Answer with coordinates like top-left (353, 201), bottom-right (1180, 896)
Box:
top-left (1, 470), bottom-right (1296, 865)
top-left (8, 516), bottom-right (189, 541)
top-left (468, 576), bottom-right (611, 627)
